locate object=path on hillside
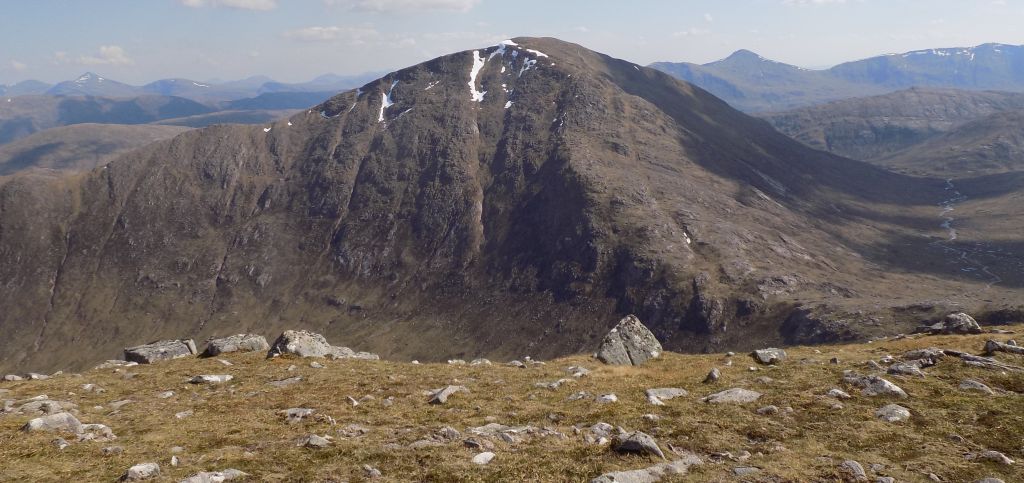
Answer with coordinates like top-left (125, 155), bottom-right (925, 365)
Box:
top-left (933, 179), bottom-right (1003, 289)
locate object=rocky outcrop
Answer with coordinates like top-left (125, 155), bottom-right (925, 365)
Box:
top-left (595, 316), bottom-right (662, 366)
top-left (202, 334), bottom-right (270, 357)
top-left (266, 330), bottom-right (378, 360)
top-left (124, 340), bottom-right (197, 364)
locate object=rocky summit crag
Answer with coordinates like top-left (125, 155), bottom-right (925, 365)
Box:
top-left (1, 37), bottom-right (1022, 374)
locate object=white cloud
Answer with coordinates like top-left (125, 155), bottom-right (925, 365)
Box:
top-left (10, 60), bottom-right (27, 72)
top-left (704, 13), bottom-right (713, 23)
top-left (326, 0), bottom-right (480, 12)
top-left (77, 45), bottom-right (134, 66)
top-left (284, 26), bottom-right (381, 44)
top-left (179, 0), bottom-right (277, 10)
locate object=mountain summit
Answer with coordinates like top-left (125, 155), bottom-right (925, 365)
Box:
top-left (0, 37), bottom-right (994, 373)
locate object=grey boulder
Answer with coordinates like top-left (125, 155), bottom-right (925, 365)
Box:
top-left (702, 388), bottom-right (761, 404)
top-left (645, 388), bottom-right (687, 406)
top-left (919, 312), bottom-right (982, 335)
top-left (612, 431), bottom-right (666, 459)
top-left (875, 404), bottom-right (911, 423)
top-left (124, 339), bottom-right (197, 364)
top-left (120, 463), bottom-right (160, 481)
top-left (202, 334), bottom-right (269, 357)
top-left (752, 348), bottom-right (787, 365)
top-left (21, 412), bottom-right (83, 434)
top-left (596, 315), bottom-right (663, 366)
top-left (429, 385), bottom-right (468, 405)
top-left (267, 330), bottom-right (378, 360)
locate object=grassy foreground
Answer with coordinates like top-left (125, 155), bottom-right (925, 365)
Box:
top-left (2, 332), bottom-right (1023, 482)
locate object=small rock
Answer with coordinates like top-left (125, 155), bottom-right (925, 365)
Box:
top-left (960, 379), bottom-right (995, 395)
top-left (876, 477), bottom-right (895, 483)
top-left (218, 359), bottom-right (233, 366)
top-left (567, 391), bottom-right (591, 402)
top-left (733, 467), bottom-right (761, 476)
top-left (170, 456), bottom-right (179, 467)
top-left (828, 388), bottom-right (852, 400)
top-left (310, 362), bottom-right (324, 369)
top-left (830, 357), bottom-right (840, 364)
top-left (645, 388), bottom-right (687, 405)
top-left (887, 361), bottom-right (926, 378)
top-left (566, 366), bottom-right (590, 378)
top-left (470, 358), bottom-right (492, 366)
top-left (447, 359), bottom-right (466, 365)
top-left (596, 394), bottom-right (618, 404)
top-left (102, 446), bottom-right (125, 456)
top-left (875, 404), bottom-right (911, 423)
top-left (472, 452), bottom-right (496, 465)
top-left (298, 434), bottom-right (332, 448)
top-left (702, 388), bottom-right (761, 404)
top-left (3, 374), bottom-right (23, 381)
top-left (590, 454), bottom-right (702, 482)
top-left (268, 376), bottom-right (302, 388)
top-left (157, 391), bottom-right (175, 399)
top-left (756, 405), bottom-right (779, 416)
top-left (967, 450), bottom-right (1015, 465)
top-left (120, 462), bottom-right (160, 481)
top-left (280, 408), bottom-right (314, 423)
top-left (843, 372), bottom-right (907, 398)
top-left (838, 460), bottom-right (868, 482)
top-left (175, 410), bottom-right (194, 420)
top-left (52, 438), bottom-right (70, 450)
top-left (507, 360), bottom-right (527, 368)
top-left (703, 368), bottom-right (721, 383)
top-left (428, 385), bottom-right (468, 405)
top-left (82, 383), bottom-right (106, 393)
top-left (363, 465), bottom-right (382, 478)
top-left (179, 469), bottom-right (248, 483)
top-left (189, 375), bottom-right (233, 384)
top-left (612, 431), bottom-right (666, 459)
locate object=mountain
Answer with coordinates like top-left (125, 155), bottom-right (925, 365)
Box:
top-left (0, 95), bottom-right (214, 144)
top-left (761, 88), bottom-right (1024, 164)
top-left (45, 73), bottom-right (143, 98)
top-left (1, 37), bottom-right (1022, 374)
top-left (879, 109), bottom-right (1024, 176)
top-left (651, 43), bottom-right (1024, 112)
top-left (0, 124), bottom-right (190, 176)
top-left (1, 80), bottom-right (52, 97)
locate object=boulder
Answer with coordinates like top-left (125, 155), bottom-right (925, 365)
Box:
top-left (751, 348), bottom-right (787, 365)
top-left (702, 388), bottom-right (761, 404)
top-left (842, 371), bottom-right (908, 398)
top-left (918, 313), bottom-right (982, 335)
top-left (280, 408), bottom-right (314, 423)
top-left (984, 340), bottom-right (1024, 356)
top-left (612, 431), bottom-right (666, 459)
top-left (124, 339), bottom-right (197, 364)
top-left (967, 451), bottom-right (1015, 465)
top-left (267, 330), bottom-right (378, 360)
top-left (120, 463), bottom-right (160, 481)
top-left (595, 315), bottom-right (663, 366)
top-left (202, 334), bottom-right (269, 357)
top-left (179, 469), bottom-right (248, 483)
top-left (903, 348), bottom-right (945, 367)
top-left (875, 404), bottom-right (911, 423)
top-left (887, 362), bottom-right (926, 378)
top-left (703, 368), bottom-right (721, 383)
top-left (298, 434), bottom-right (332, 448)
top-left (21, 412), bottom-right (83, 434)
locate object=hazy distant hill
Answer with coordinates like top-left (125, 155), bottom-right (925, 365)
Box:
top-left (761, 88), bottom-right (1024, 163)
top-left (652, 43), bottom-right (1024, 112)
top-left (0, 123), bottom-right (189, 175)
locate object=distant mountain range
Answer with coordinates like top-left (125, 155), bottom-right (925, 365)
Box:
top-left (651, 43), bottom-right (1024, 112)
top-left (0, 71), bottom-right (380, 103)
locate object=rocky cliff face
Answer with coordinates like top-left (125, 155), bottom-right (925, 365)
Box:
top-left (1, 37), bottom-right (993, 373)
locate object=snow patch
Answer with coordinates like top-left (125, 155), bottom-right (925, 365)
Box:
top-left (378, 80), bottom-right (398, 123)
top-left (263, 127), bottom-right (271, 133)
top-left (519, 58), bottom-right (537, 77)
top-left (425, 80), bottom-right (439, 90)
top-left (468, 50), bottom-right (487, 102)
top-left (192, 82), bottom-right (209, 87)
top-left (287, 121), bottom-right (293, 126)
top-left (526, 49), bottom-right (549, 58)
top-left (504, 101), bottom-right (513, 109)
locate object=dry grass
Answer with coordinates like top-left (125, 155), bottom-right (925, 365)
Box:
top-left (2, 332), bottom-right (1023, 482)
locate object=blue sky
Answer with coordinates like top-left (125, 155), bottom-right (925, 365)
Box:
top-left (2, 0), bottom-right (1023, 85)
